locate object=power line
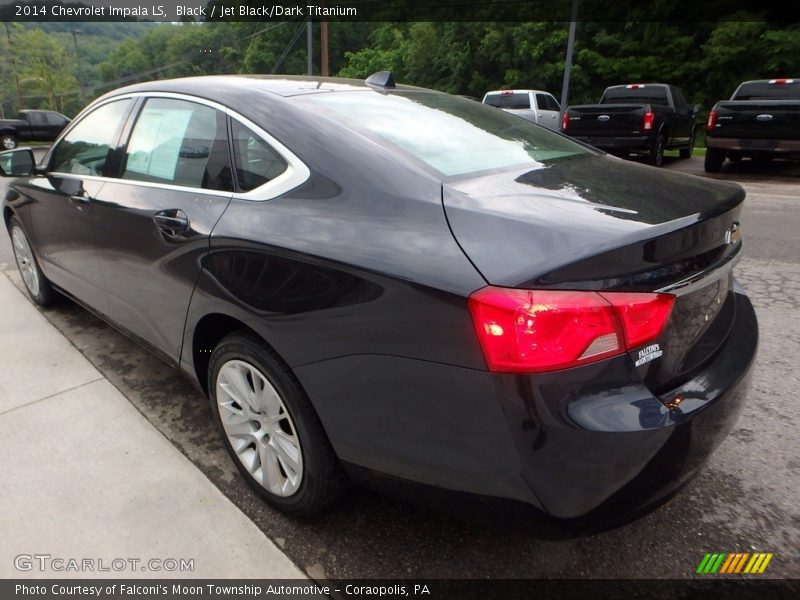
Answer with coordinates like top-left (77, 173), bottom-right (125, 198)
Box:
top-left (271, 21), bottom-right (307, 73)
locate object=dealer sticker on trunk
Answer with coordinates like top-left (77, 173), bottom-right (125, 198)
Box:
top-left (635, 343), bottom-right (663, 367)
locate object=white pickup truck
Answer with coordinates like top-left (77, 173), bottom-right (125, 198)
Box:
top-left (482, 89), bottom-right (561, 130)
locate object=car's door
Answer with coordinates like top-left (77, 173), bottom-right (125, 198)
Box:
top-left (538, 93), bottom-right (561, 130)
top-left (91, 95), bottom-right (235, 363)
top-left (26, 98), bottom-right (135, 307)
top-left (26, 112), bottom-right (44, 140)
top-left (44, 111), bottom-right (70, 140)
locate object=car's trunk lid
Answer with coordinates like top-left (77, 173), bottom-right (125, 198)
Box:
top-left (443, 154), bottom-right (745, 390)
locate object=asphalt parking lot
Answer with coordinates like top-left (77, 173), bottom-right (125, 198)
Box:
top-left (0, 155), bottom-right (798, 579)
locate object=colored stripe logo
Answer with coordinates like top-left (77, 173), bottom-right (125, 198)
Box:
top-left (696, 552), bottom-right (773, 574)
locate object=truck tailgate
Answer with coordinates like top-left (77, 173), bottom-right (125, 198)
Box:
top-left (713, 100), bottom-right (800, 139)
top-left (566, 104), bottom-right (646, 136)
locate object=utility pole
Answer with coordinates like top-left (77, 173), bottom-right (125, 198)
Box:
top-left (559, 0), bottom-right (579, 118)
top-left (320, 2), bottom-right (329, 76)
top-left (71, 30), bottom-right (87, 103)
top-left (4, 23), bottom-right (24, 112)
top-left (306, 18), bottom-right (313, 75)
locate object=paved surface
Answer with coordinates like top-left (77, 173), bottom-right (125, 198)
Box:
top-left (0, 155), bottom-right (797, 579)
top-left (0, 275), bottom-right (305, 579)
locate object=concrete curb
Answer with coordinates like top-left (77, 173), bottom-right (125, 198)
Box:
top-left (0, 273), bottom-right (306, 579)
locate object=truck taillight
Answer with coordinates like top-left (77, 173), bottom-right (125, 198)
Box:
top-left (642, 111), bottom-right (655, 131)
top-left (561, 112), bottom-right (569, 131)
top-left (707, 110), bottom-right (718, 131)
top-left (769, 79), bottom-right (793, 84)
top-left (468, 287), bottom-right (674, 373)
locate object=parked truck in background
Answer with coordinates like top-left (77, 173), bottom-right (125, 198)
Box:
top-left (705, 78), bottom-right (800, 172)
top-left (482, 89), bottom-right (561, 130)
top-left (0, 110), bottom-right (71, 150)
top-left (561, 84), bottom-right (697, 167)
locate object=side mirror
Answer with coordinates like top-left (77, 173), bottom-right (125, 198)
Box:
top-left (692, 104), bottom-right (701, 116)
top-left (0, 148), bottom-right (36, 177)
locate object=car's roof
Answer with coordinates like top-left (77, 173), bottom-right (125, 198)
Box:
top-left (739, 78), bottom-right (798, 84)
top-left (107, 74), bottom-right (427, 100)
top-left (484, 89), bottom-right (550, 94)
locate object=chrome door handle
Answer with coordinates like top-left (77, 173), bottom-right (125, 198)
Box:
top-left (153, 210), bottom-right (190, 236)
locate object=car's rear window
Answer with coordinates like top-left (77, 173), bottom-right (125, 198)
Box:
top-left (602, 87), bottom-right (670, 106)
top-left (733, 81), bottom-right (800, 101)
top-left (483, 92), bottom-right (530, 110)
top-left (302, 91), bottom-right (592, 177)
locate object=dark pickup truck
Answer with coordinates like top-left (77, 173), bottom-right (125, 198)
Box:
top-left (705, 78), bottom-right (800, 172)
top-left (562, 83), bottom-right (697, 167)
top-left (0, 109), bottom-right (71, 150)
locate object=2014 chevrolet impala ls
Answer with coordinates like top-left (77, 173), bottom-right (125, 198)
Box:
top-left (1, 73), bottom-right (757, 529)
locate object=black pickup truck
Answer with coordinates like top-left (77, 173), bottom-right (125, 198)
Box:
top-left (561, 84), bottom-right (697, 167)
top-left (0, 109), bottom-right (71, 150)
top-left (705, 79), bottom-right (800, 172)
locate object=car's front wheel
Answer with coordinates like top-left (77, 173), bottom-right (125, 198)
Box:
top-left (0, 133), bottom-right (17, 150)
top-left (8, 217), bottom-right (58, 306)
top-left (208, 332), bottom-right (346, 516)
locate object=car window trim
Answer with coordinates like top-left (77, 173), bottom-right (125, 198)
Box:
top-left (45, 91), bottom-right (310, 202)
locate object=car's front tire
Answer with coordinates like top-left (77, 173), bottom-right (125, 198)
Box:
top-left (0, 133), bottom-right (17, 150)
top-left (8, 217), bottom-right (58, 306)
top-left (704, 148), bottom-right (725, 172)
top-left (208, 332), bottom-right (347, 516)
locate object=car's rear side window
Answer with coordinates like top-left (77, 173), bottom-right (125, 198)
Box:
top-left (122, 97), bottom-right (233, 191)
top-left (50, 99), bottom-right (133, 177)
top-left (230, 119), bottom-right (288, 192)
top-left (304, 91), bottom-right (592, 177)
top-left (484, 92), bottom-right (531, 110)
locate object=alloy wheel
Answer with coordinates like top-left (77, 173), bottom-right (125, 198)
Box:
top-left (215, 359), bottom-right (303, 496)
top-left (11, 225), bottom-right (40, 298)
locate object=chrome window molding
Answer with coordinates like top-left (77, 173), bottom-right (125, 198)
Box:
top-left (45, 91), bottom-right (311, 202)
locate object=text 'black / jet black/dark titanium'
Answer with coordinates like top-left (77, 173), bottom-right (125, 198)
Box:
top-left (1, 73), bottom-right (758, 531)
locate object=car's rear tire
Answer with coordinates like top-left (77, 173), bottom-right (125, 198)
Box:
top-left (208, 332), bottom-right (347, 516)
top-left (0, 133), bottom-right (17, 150)
top-left (679, 129), bottom-right (695, 159)
top-left (648, 134), bottom-right (666, 167)
top-left (704, 148), bottom-right (725, 172)
top-left (8, 217), bottom-right (58, 306)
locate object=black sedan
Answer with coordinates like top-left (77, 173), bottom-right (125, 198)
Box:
top-left (1, 73), bottom-right (757, 529)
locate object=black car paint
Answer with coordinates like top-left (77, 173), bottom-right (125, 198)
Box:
top-left (706, 79), bottom-right (800, 160)
top-left (2, 76), bottom-right (757, 530)
top-left (564, 84), bottom-right (696, 157)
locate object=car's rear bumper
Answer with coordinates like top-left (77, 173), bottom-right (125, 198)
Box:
top-left (706, 137), bottom-right (800, 154)
top-left (571, 134), bottom-right (654, 152)
top-left (294, 288), bottom-right (757, 530)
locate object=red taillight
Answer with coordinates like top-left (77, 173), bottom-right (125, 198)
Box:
top-left (642, 110), bottom-right (655, 131)
top-left (468, 287), bottom-right (674, 373)
top-left (769, 78), bottom-right (793, 84)
top-left (707, 110), bottom-right (718, 131)
top-left (561, 112), bottom-right (570, 131)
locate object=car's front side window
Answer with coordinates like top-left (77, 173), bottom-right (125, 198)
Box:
top-left (50, 99), bottom-right (133, 177)
top-left (121, 97), bottom-right (232, 192)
